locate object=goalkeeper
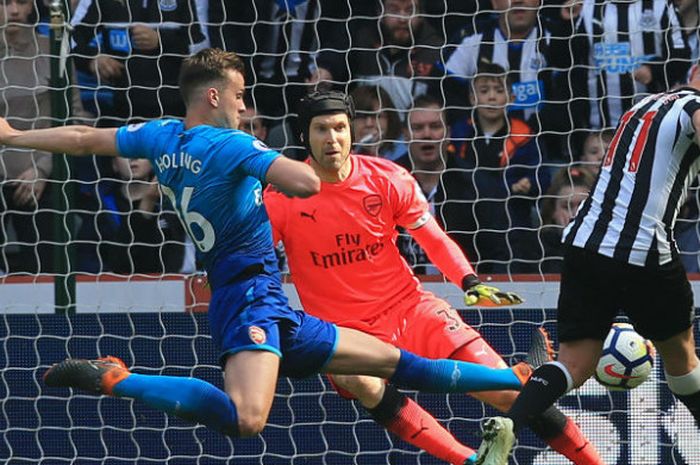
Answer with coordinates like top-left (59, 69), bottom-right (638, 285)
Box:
top-left (0, 48), bottom-right (541, 442)
top-left (264, 91), bottom-right (603, 465)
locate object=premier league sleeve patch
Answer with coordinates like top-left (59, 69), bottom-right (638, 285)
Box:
top-left (248, 326), bottom-right (267, 345)
top-left (252, 139), bottom-right (272, 152)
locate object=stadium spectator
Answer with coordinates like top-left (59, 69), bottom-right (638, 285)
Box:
top-left (0, 0), bottom-right (87, 273)
top-left (421, 0), bottom-right (491, 44)
top-left (70, 0), bottom-right (206, 125)
top-left (347, 0), bottom-right (443, 110)
top-left (239, 95), bottom-right (270, 143)
top-left (69, 0), bottom-right (204, 272)
top-left (350, 85), bottom-right (406, 160)
top-left (450, 61), bottom-right (548, 273)
top-left (558, 0), bottom-right (690, 132)
top-left (574, 129), bottom-right (614, 178)
top-left (212, 1), bottom-right (359, 161)
top-left (512, 167), bottom-right (595, 274)
top-left (442, 0), bottom-right (569, 156)
top-left (108, 158), bottom-right (185, 274)
top-left (394, 94), bottom-right (472, 274)
top-left (673, 0), bottom-right (699, 62)
top-left (207, 0), bottom-right (364, 119)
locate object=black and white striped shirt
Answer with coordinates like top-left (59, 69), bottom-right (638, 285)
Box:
top-left (568, 0), bottom-right (689, 130)
top-left (445, 18), bottom-right (555, 121)
top-left (564, 87), bottom-right (700, 267)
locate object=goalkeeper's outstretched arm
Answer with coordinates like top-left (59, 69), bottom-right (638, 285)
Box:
top-left (407, 215), bottom-right (475, 288)
top-left (408, 215), bottom-right (523, 307)
top-left (0, 117), bottom-right (119, 157)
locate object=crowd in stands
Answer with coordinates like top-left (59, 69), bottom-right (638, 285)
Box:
top-left (1, 0), bottom-right (700, 276)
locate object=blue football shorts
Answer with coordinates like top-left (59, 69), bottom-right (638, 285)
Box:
top-left (208, 271), bottom-right (339, 378)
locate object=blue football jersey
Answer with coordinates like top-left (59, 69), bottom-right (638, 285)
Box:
top-left (115, 119), bottom-right (281, 279)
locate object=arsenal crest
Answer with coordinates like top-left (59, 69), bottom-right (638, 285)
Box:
top-left (362, 195), bottom-right (382, 217)
top-left (248, 326), bottom-right (266, 345)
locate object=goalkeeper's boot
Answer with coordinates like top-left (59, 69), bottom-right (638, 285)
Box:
top-left (475, 417), bottom-right (515, 465)
top-left (43, 356), bottom-right (131, 396)
top-left (526, 327), bottom-right (555, 369)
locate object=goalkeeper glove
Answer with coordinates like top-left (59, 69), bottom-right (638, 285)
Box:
top-left (462, 274), bottom-right (524, 307)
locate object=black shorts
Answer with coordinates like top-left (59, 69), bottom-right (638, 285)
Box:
top-left (557, 245), bottom-right (695, 342)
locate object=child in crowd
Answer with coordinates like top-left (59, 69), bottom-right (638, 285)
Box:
top-left (450, 60), bottom-right (548, 273)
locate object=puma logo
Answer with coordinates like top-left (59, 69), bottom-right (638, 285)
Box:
top-left (300, 209), bottom-right (317, 222)
top-left (474, 343), bottom-right (488, 357)
top-left (410, 419), bottom-right (429, 439)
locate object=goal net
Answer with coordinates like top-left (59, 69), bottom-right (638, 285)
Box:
top-left (1, 1), bottom-right (699, 464)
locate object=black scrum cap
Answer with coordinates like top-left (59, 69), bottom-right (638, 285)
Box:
top-left (298, 91), bottom-right (355, 147)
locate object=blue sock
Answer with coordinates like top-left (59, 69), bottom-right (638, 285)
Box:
top-left (389, 350), bottom-right (523, 392)
top-left (465, 452), bottom-right (478, 464)
top-left (113, 374), bottom-right (239, 436)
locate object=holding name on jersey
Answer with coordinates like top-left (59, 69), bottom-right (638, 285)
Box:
top-left (594, 323), bottom-right (656, 391)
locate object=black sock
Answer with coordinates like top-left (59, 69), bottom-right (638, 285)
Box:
top-left (366, 384), bottom-right (406, 426)
top-left (526, 405), bottom-right (568, 441)
top-left (676, 390), bottom-right (700, 427)
top-left (508, 364), bottom-right (569, 431)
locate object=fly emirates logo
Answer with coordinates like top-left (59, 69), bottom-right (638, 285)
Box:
top-left (310, 233), bottom-right (385, 269)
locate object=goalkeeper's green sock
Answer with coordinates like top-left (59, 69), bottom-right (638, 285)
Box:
top-left (389, 350), bottom-right (529, 393)
top-left (113, 374), bottom-right (239, 436)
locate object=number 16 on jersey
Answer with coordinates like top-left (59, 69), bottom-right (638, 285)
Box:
top-left (161, 185), bottom-right (216, 252)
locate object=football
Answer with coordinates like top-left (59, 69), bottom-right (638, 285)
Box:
top-left (594, 323), bottom-right (656, 391)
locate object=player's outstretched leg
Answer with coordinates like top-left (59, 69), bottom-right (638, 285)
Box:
top-left (520, 329), bottom-right (604, 464)
top-left (330, 376), bottom-right (478, 464)
top-left (44, 356), bottom-right (241, 436)
top-left (394, 325), bottom-right (556, 394)
top-left (43, 356), bottom-right (130, 395)
top-left (326, 327), bottom-right (533, 393)
top-left (389, 349), bottom-right (532, 392)
top-left (654, 327), bottom-right (700, 428)
top-left (456, 329), bottom-right (603, 465)
top-left (475, 337), bottom-right (603, 465)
